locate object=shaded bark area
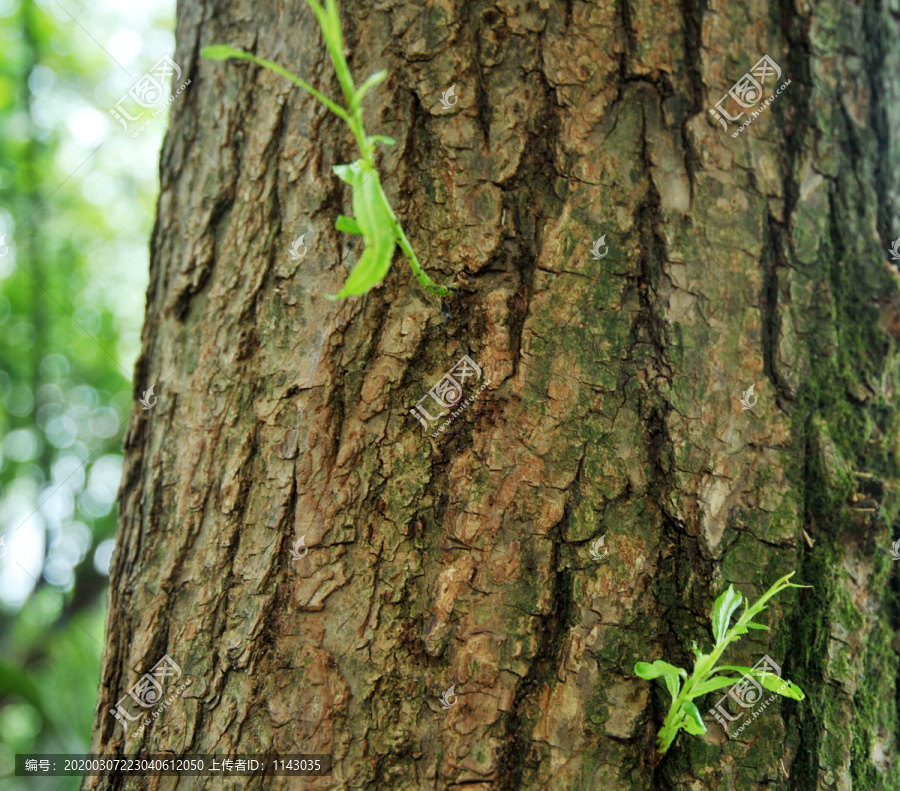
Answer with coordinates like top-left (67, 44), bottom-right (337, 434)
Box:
top-left (85, 0), bottom-right (900, 789)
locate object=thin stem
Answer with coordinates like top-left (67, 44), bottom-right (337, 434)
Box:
top-left (233, 51), bottom-right (350, 123)
top-left (347, 114), bottom-right (371, 168)
top-left (389, 208), bottom-right (455, 296)
top-left (308, 0), bottom-right (357, 107)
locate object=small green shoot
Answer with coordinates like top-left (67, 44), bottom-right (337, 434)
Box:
top-left (634, 572), bottom-right (809, 753)
top-left (202, 0), bottom-right (456, 299)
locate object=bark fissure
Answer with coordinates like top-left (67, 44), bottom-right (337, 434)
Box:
top-left (496, 453), bottom-right (583, 790)
top-left (677, 0), bottom-right (704, 201)
top-left (761, 214), bottom-right (789, 410)
top-left (862, 0), bottom-right (893, 246)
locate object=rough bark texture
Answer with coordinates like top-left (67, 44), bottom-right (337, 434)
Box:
top-left (85, 0), bottom-right (900, 789)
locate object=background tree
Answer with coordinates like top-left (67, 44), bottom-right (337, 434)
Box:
top-left (86, 0), bottom-right (900, 788)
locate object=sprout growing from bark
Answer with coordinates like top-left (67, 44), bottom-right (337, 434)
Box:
top-left (202, 0), bottom-right (457, 299)
top-left (634, 572), bottom-right (809, 753)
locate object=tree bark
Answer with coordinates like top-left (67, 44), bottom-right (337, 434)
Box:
top-left (85, 0), bottom-right (900, 789)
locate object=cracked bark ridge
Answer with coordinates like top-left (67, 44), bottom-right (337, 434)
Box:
top-left (85, 1), bottom-right (900, 789)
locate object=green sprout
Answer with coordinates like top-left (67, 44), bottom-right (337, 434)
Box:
top-left (202, 0), bottom-right (457, 300)
top-left (634, 572), bottom-right (808, 754)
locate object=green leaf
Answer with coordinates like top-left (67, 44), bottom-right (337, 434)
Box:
top-left (662, 674), bottom-right (679, 698)
top-left (327, 242), bottom-right (394, 299)
top-left (312, 0), bottom-right (354, 102)
top-left (350, 165), bottom-right (387, 239)
top-left (333, 161), bottom-right (362, 185)
top-left (681, 701), bottom-right (707, 735)
top-left (335, 215), bottom-right (362, 234)
top-left (327, 163), bottom-right (397, 299)
top-left (716, 666), bottom-right (806, 701)
top-left (691, 651), bottom-right (717, 682)
top-left (201, 44), bottom-right (249, 61)
top-left (203, 44), bottom-right (350, 122)
top-left (634, 660), bottom-right (687, 698)
top-left (352, 71), bottom-right (388, 108)
top-left (711, 584), bottom-right (744, 645)
top-left (304, 0), bottom-right (332, 41)
top-left (745, 622), bottom-right (769, 630)
top-left (634, 660), bottom-right (688, 681)
top-left (742, 572), bottom-right (810, 623)
top-left (689, 675), bottom-right (744, 697)
top-left (770, 678), bottom-right (805, 701)
top-left (369, 135), bottom-right (397, 147)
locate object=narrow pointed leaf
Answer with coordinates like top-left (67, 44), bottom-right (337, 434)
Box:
top-left (681, 701), bottom-right (707, 735)
top-left (201, 44), bottom-right (248, 61)
top-left (743, 572), bottom-right (809, 622)
top-left (768, 678), bottom-right (805, 700)
top-left (304, 0), bottom-right (331, 37)
top-left (351, 165), bottom-right (389, 239)
top-left (352, 71), bottom-right (388, 107)
top-left (634, 660), bottom-right (688, 680)
top-left (335, 215), bottom-right (362, 234)
top-left (326, 243), bottom-right (394, 299)
top-left (690, 675), bottom-right (744, 697)
top-left (716, 666), bottom-right (805, 701)
top-left (327, 163), bottom-right (396, 298)
top-left (333, 161), bottom-right (362, 185)
top-left (711, 584), bottom-right (743, 645)
top-left (203, 44), bottom-right (349, 122)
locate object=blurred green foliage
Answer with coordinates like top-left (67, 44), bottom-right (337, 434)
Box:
top-left (0, 0), bottom-right (174, 787)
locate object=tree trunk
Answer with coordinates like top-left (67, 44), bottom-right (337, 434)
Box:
top-left (85, 0), bottom-right (900, 788)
